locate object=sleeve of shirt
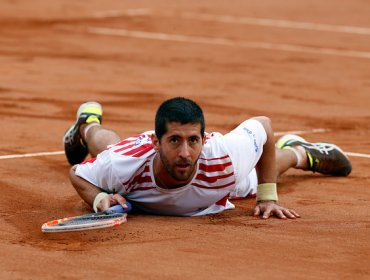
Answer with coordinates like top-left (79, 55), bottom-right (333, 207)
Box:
top-left (75, 150), bottom-right (122, 193)
top-left (221, 119), bottom-right (267, 178)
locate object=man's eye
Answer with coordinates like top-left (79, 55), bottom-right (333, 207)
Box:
top-left (170, 138), bottom-right (178, 144)
top-left (190, 137), bottom-right (199, 144)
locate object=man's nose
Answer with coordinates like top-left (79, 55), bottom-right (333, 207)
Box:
top-left (179, 142), bottom-right (190, 158)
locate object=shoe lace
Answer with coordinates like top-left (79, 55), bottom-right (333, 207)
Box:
top-left (302, 143), bottom-right (336, 155)
top-left (64, 127), bottom-right (78, 145)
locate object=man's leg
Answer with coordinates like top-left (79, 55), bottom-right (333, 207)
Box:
top-left (276, 147), bottom-right (307, 176)
top-left (80, 124), bottom-right (121, 158)
top-left (63, 101), bottom-right (121, 165)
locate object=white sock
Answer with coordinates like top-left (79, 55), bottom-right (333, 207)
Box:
top-left (83, 123), bottom-right (100, 140)
top-left (289, 146), bottom-right (307, 168)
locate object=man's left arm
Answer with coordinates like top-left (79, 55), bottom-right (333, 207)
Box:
top-left (252, 116), bottom-right (300, 219)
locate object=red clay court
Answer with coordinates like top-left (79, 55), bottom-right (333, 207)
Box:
top-left (0, 1), bottom-right (369, 279)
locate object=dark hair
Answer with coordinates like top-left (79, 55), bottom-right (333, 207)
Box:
top-left (155, 97), bottom-right (205, 140)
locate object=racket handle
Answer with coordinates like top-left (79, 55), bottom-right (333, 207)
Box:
top-left (108, 202), bottom-right (132, 214)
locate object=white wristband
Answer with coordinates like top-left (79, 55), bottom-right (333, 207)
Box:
top-left (256, 183), bottom-right (278, 202)
top-left (93, 192), bottom-right (110, 213)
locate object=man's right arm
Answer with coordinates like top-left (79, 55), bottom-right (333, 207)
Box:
top-left (70, 165), bottom-right (102, 207)
top-left (69, 165), bottom-right (128, 212)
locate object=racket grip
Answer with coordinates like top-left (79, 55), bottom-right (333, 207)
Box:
top-left (108, 202), bottom-right (132, 214)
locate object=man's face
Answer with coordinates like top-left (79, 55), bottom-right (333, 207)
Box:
top-left (154, 122), bottom-right (204, 182)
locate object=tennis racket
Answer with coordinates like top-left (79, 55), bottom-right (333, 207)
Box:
top-left (41, 202), bottom-right (132, 233)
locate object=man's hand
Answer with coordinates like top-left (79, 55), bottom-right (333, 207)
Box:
top-left (97, 193), bottom-right (129, 212)
top-left (253, 201), bottom-right (300, 219)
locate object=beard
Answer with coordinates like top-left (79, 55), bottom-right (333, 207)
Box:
top-left (158, 149), bottom-right (199, 182)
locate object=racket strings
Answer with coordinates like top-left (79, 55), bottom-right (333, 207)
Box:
top-left (59, 213), bottom-right (125, 226)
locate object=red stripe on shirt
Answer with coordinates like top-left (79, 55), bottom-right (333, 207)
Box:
top-left (113, 138), bottom-right (136, 147)
top-left (216, 194), bottom-right (230, 206)
top-left (80, 157), bottom-right (97, 165)
top-left (122, 160), bottom-right (151, 186)
top-left (198, 161), bottom-right (232, 172)
top-left (124, 162), bottom-right (153, 192)
top-left (112, 134), bottom-right (149, 153)
top-left (121, 144), bottom-right (153, 157)
top-left (199, 155), bottom-right (230, 161)
top-left (127, 174), bottom-right (152, 192)
top-left (113, 143), bottom-right (135, 153)
top-left (128, 176), bottom-right (154, 192)
top-left (195, 172), bottom-right (234, 183)
top-left (131, 144), bottom-right (154, 157)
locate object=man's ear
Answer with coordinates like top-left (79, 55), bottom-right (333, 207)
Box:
top-left (151, 134), bottom-right (160, 152)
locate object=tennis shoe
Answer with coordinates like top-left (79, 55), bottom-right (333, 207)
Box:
top-left (276, 134), bottom-right (352, 176)
top-left (63, 102), bottom-right (102, 165)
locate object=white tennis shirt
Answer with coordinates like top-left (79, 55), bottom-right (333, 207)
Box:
top-left (76, 119), bottom-right (266, 216)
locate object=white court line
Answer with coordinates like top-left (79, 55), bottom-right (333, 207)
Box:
top-left (346, 152), bottom-right (370, 159)
top-left (0, 129), bottom-right (369, 160)
top-left (91, 8), bottom-right (151, 18)
top-left (89, 9), bottom-right (370, 36)
top-left (0, 151), bottom-right (64, 160)
top-left (182, 12), bottom-right (370, 36)
top-left (274, 128), bottom-right (329, 136)
top-left (86, 27), bottom-right (370, 59)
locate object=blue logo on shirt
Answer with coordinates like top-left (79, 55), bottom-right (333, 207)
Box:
top-left (135, 135), bottom-right (151, 146)
top-left (243, 128), bottom-right (259, 152)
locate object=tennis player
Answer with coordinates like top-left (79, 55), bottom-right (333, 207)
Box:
top-left (63, 97), bottom-right (351, 218)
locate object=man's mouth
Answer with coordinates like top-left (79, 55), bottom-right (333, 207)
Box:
top-left (176, 162), bottom-right (191, 170)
